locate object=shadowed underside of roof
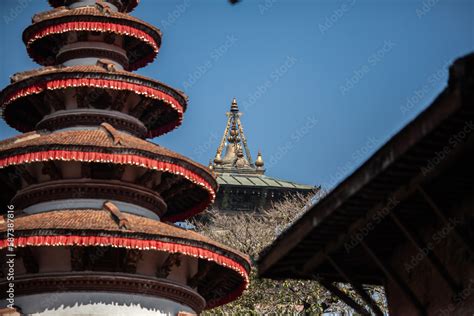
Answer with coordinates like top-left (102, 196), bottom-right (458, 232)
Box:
top-left (258, 52), bottom-right (474, 285)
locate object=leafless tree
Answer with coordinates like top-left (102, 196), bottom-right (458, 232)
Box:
top-left (193, 193), bottom-right (388, 315)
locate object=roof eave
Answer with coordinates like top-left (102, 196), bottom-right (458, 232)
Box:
top-left (258, 52), bottom-right (474, 278)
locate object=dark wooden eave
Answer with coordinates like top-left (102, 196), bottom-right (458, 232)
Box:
top-left (258, 52), bottom-right (474, 286)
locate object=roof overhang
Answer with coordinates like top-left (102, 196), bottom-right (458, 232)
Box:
top-left (258, 53), bottom-right (474, 285)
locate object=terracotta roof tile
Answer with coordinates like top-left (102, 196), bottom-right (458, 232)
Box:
top-left (7, 65), bottom-right (187, 103)
top-left (48, 0), bottom-right (140, 13)
top-left (22, 6), bottom-right (161, 70)
top-left (29, 6), bottom-right (160, 37)
top-left (0, 128), bottom-right (205, 173)
top-left (1, 209), bottom-right (248, 261)
top-left (0, 209), bottom-right (250, 308)
top-left (0, 128), bottom-right (217, 221)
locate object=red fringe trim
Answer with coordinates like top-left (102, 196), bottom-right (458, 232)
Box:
top-left (208, 281), bottom-right (248, 309)
top-left (0, 234), bottom-right (249, 308)
top-left (147, 120), bottom-right (183, 139)
top-left (4, 78), bottom-right (184, 137)
top-left (162, 199), bottom-right (211, 223)
top-left (27, 21), bottom-right (159, 70)
top-left (0, 150), bottom-right (216, 220)
top-left (129, 52), bottom-right (156, 71)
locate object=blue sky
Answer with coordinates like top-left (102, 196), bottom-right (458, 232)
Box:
top-left (0, 0), bottom-right (473, 190)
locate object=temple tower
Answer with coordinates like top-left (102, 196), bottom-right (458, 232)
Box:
top-left (210, 98), bottom-right (317, 212)
top-left (0, 1), bottom-right (249, 315)
top-left (212, 98), bottom-right (263, 174)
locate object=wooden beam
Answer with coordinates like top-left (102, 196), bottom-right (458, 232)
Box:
top-left (300, 149), bottom-right (460, 277)
top-left (122, 249), bottom-right (141, 274)
top-left (44, 90), bottom-right (64, 111)
top-left (73, 87), bottom-right (87, 108)
top-left (302, 192), bottom-right (402, 275)
top-left (129, 97), bottom-right (151, 118)
top-left (81, 163), bottom-right (92, 178)
top-left (359, 240), bottom-right (426, 316)
top-left (113, 164), bottom-right (126, 180)
top-left (42, 161), bottom-right (61, 180)
top-left (188, 260), bottom-right (212, 288)
top-left (71, 247), bottom-right (86, 271)
top-left (154, 174), bottom-right (179, 193)
top-left (111, 90), bottom-right (131, 111)
top-left (417, 186), bottom-right (474, 255)
top-left (388, 210), bottom-right (461, 295)
top-left (142, 108), bottom-right (164, 126)
top-left (0, 172), bottom-right (17, 191)
top-left (28, 93), bottom-right (49, 117)
top-left (199, 269), bottom-right (227, 298)
top-left (318, 279), bottom-right (371, 316)
top-left (162, 181), bottom-right (193, 199)
top-left (258, 85), bottom-right (466, 277)
top-left (18, 248), bottom-right (38, 274)
top-left (326, 255), bottom-right (384, 316)
top-left (136, 170), bottom-right (155, 186)
top-left (17, 165), bottom-right (36, 185)
top-left (156, 253), bottom-right (181, 278)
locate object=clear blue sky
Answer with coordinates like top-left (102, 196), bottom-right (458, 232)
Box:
top-left (0, 0), bottom-right (473, 190)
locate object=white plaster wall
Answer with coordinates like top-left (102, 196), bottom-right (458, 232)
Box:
top-left (59, 41), bottom-right (127, 69)
top-left (168, 256), bottom-right (198, 285)
top-left (136, 251), bottom-right (166, 276)
top-left (23, 199), bottom-right (160, 220)
top-left (64, 89), bottom-right (77, 110)
top-left (14, 292), bottom-right (196, 316)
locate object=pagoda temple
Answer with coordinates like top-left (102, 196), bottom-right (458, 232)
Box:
top-left (0, 1), bottom-right (250, 315)
top-left (209, 98), bottom-right (317, 212)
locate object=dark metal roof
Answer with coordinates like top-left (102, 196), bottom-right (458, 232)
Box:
top-left (217, 173), bottom-right (316, 191)
top-left (258, 53), bottom-right (474, 284)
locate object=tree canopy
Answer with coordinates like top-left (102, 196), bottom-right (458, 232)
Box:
top-left (193, 193), bottom-right (387, 315)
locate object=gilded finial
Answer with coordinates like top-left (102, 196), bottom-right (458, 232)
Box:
top-left (255, 150), bottom-right (264, 168)
top-left (230, 97), bottom-right (239, 113)
top-left (214, 153), bottom-right (222, 164)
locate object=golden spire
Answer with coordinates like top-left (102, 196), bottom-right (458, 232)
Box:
top-left (211, 97), bottom-right (264, 174)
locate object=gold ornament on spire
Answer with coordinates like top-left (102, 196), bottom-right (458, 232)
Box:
top-left (214, 152), bottom-right (222, 164)
top-left (255, 151), bottom-right (264, 168)
top-left (211, 98), bottom-right (265, 175)
top-left (231, 97), bottom-right (239, 112)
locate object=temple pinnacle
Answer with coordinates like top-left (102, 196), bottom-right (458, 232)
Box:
top-left (231, 97), bottom-right (239, 112)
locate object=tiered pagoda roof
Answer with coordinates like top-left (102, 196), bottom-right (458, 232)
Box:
top-left (0, 127), bottom-right (216, 222)
top-left (0, 1), bottom-right (249, 314)
top-left (25, 5), bottom-right (160, 69)
top-left (2, 209), bottom-right (249, 309)
top-left (2, 62), bottom-right (186, 137)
